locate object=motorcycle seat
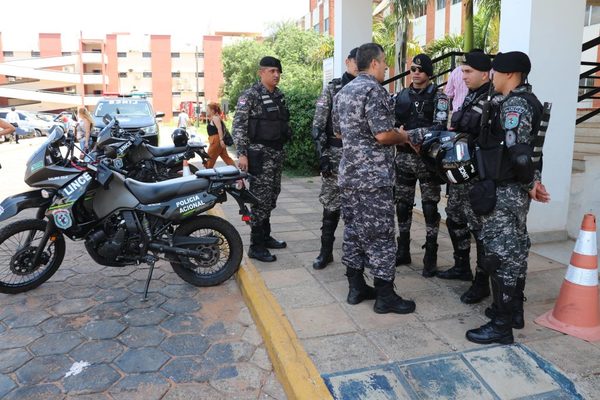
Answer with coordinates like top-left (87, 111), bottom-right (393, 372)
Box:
top-left (195, 165), bottom-right (241, 179)
top-left (145, 144), bottom-right (188, 157)
top-left (125, 175), bottom-right (210, 203)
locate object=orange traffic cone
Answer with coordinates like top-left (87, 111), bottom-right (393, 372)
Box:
top-left (182, 160), bottom-right (191, 177)
top-left (535, 213), bottom-right (600, 341)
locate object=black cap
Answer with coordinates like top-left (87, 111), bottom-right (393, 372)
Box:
top-left (464, 51), bottom-right (491, 72)
top-left (348, 47), bottom-right (358, 59)
top-left (492, 51), bottom-right (531, 74)
top-left (259, 56), bottom-right (282, 73)
top-left (411, 54), bottom-right (433, 77)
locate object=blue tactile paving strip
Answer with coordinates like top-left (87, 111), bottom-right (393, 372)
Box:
top-left (323, 344), bottom-right (583, 400)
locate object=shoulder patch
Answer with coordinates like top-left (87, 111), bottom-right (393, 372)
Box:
top-left (437, 98), bottom-right (449, 111)
top-left (505, 112), bottom-right (520, 130)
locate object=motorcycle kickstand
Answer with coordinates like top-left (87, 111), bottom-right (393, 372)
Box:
top-left (141, 254), bottom-right (159, 301)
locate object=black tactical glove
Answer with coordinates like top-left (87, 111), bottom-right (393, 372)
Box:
top-left (319, 156), bottom-right (332, 177)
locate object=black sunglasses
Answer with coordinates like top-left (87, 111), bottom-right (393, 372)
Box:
top-left (410, 66), bottom-right (424, 73)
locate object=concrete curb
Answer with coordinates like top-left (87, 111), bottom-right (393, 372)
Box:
top-left (210, 207), bottom-right (332, 400)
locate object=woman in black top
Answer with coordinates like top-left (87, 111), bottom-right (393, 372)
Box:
top-left (205, 102), bottom-right (235, 168)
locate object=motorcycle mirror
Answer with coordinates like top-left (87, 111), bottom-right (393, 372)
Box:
top-left (102, 114), bottom-right (113, 124)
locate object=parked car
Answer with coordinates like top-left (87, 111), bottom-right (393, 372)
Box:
top-left (22, 112), bottom-right (59, 136)
top-left (92, 96), bottom-right (164, 146)
top-left (0, 109), bottom-right (36, 137)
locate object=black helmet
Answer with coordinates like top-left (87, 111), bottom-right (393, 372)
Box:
top-left (171, 128), bottom-right (189, 147)
top-left (421, 131), bottom-right (478, 184)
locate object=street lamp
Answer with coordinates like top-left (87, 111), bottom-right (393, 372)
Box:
top-left (195, 45), bottom-right (200, 128)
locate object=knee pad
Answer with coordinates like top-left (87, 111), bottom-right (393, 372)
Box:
top-left (396, 201), bottom-right (413, 222)
top-left (422, 201), bottom-right (440, 225)
top-left (481, 253), bottom-right (501, 275)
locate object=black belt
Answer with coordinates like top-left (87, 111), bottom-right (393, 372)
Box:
top-left (327, 137), bottom-right (342, 148)
top-left (252, 139), bottom-right (284, 150)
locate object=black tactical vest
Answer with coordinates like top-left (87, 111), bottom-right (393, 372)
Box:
top-left (450, 82), bottom-right (491, 138)
top-left (248, 88), bottom-right (291, 146)
top-left (477, 87), bottom-right (543, 182)
top-left (395, 83), bottom-right (437, 130)
top-left (325, 78), bottom-right (343, 139)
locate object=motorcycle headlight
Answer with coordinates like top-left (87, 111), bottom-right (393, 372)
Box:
top-left (141, 124), bottom-right (158, 135)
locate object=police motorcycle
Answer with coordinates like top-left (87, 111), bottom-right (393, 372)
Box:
top-left (0, 127), bottom-right (258, 298)
top-left (90, 115), bottom-right (210, 182)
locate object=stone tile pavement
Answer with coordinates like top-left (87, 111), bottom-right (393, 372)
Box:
top-left (220, 175), bottom-right (600, 400)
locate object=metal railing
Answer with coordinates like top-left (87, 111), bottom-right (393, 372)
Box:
top-left (577, 36), bottom-right (600, 125)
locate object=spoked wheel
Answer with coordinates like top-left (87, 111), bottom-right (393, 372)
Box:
top-left (170, 215), bottom-right (243, 287)
top-left (0, 219), bottom-right (65, 294)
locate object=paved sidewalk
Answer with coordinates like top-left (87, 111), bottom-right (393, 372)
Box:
top-left (0, 138), bottom-right (285, 399)
top-left (220, 175), bottom-right (600, 400)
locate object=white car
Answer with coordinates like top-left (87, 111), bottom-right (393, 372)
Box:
top-left (0, 109), bottom-right (38, 137)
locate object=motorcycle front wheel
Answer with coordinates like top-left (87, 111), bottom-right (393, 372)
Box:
top-left (170, 215), bottom-right (242, 287)
top-left (0, 219), bottom-right (65, 294)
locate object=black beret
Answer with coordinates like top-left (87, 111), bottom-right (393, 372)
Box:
top-left (492, 51), bottom-right (531, 74)
top-left (464, 51), bottom-right (491, 72)
top-left (259, 56), bottom-right (282, 73)
top-left (348, 47), bottom-right (358, 59)
top-left (412, 54), bottom-right (433, 77)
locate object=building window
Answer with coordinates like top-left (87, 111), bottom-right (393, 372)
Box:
top-left (172, 91), bottom-right (181, 96)
top-left (142, 52), bottom-right (152, 58)
top-left (436, 0), bottom-right (446, 10)
top-left (171, 52), bottom-right (180, 58)
top-left (119, 72), bottom-right (127, 78)
top-left (197, 91), bottom-right (204, 96)
top-left (415, 4), bottom-right (427, 17)
top-left (324, 18), bottom-right (329, 33)
top-left (584, 5), bottom-right (600, 26)
top-left (172, 72), bottom-right (181, 78)
top-left (2, 51), bottom-right (14, 57)
top-left (117, 52), bottom-right (127, 57)
top-left (61, 51), bottom-right (72, 56)
top-left (93, 90), bottom-right (102, 95)
top-left (31, 51), bottom-right (40, 57)
top-left (313, 24), bottom-right (319, 32)
top-left (452, 0), bottom-right (461, 4)
top-left (143, 72), bottom-right (152, 78)
top-left (197, 72), bottom-right (204, 78)
top-left (197, 52), bottom-right (204, 57)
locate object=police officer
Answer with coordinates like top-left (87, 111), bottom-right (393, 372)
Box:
top-left (466, 51), bottom-right (550, 344)
top-left (311, 47), bottom-right (358, 270)
top-left (395, 54), bottom-right (449, 277)
top-left (233, 56), bottom-right (292, 263)
top-left (437, 51), bottom-right (493, 306)
top-left (333, 42), bottom-right (416, 314)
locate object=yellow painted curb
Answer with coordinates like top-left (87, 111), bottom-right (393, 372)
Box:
top-left (209, 207), bottom-right (333, 400)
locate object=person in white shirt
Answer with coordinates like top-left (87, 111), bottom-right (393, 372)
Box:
top-left (177, 109), bottom-right (190, 129)
top-left (5, 107), bottom-right (20, 143)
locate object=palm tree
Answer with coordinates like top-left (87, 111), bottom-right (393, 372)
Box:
top-left (390, 0), bottom-right (429, 72)
top-left (373, 13), bottom-right (400, 67)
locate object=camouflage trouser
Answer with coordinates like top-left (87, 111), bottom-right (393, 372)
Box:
top-left (446, 179), bottom-right (482, 251)
top-left (395, 152), bottom-right (441, 241)
top-left (318, 147), bottom-right (342, 212)
top-left (480, 183), bottom-right (531, 301)
top-left (247, 144), bottom-right (285, 227)
top-left (341, 186), bottom-right (396, 281)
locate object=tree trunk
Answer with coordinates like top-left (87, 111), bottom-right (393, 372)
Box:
top-left (463, 0), bottom-right (474, 51)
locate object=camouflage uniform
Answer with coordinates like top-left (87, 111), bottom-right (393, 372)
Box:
top-left (233, 81), bottom-right (291, 259)
top-left (333, 73), bottom-right (397, 281)
top-left (394, 83), bottom-right (448, 274)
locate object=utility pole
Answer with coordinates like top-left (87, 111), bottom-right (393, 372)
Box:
top-left (195, 45), bottom-right (200, 128)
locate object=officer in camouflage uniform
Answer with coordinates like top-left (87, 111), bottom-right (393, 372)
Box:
top-left (233, 56), bottom-right (292, 263)
top-left (311, 47), bottom-right (358, 270)
top-left (466, 51), bottom-right (550, 344)
top-left (333, 42), bottom-right (416, 315)
top-left (437, 51), bottom-right (493, 306)
top-left (394, 54), bottom-right (449, 277)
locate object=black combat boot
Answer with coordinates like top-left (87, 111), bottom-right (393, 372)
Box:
top-left (437, 249), bottom-right (473, 281)
top-left (313, 210), bottom-right (340, 270)
top-left (263, 219), bottom-right (287, 249)
top-left (248, 225), bottom-right (277, 262)
top-left (485, 277), bottom-right (526, 329)
top-left (346, 267), bottom-right (376, 305)
top-left (460, 240), bottom-right (490, 303)
top-left (373, 277), bottom-right (416, 314)
top-left (466, 279), bottom-right (514, 345)
top-left (422, 239), bottom-right (438, 278)
top-left (396, 233), bottom-right (411, 266)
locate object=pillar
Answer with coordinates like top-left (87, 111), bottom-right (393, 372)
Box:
top-left (499, 0), bottom-right (586, 241)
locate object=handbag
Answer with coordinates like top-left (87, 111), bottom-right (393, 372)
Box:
top-left (222, 122), bottom-right (234, 146)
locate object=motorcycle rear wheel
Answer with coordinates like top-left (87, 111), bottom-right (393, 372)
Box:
top-left (0, 219), bottom-right (65, 294)
top-left (170, 215), bottom-right (242, 287)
